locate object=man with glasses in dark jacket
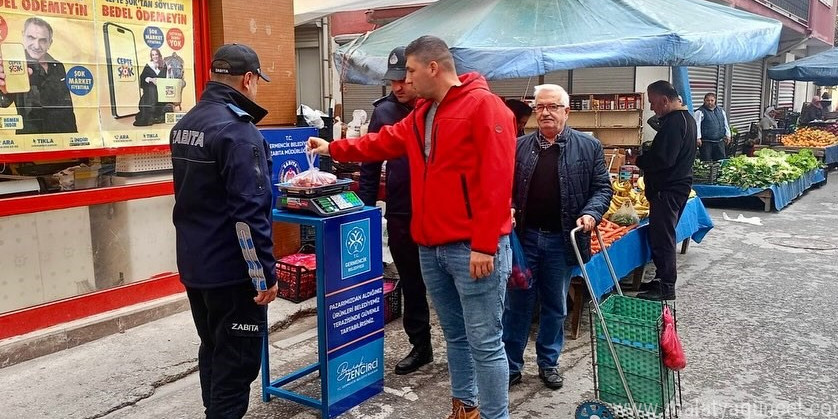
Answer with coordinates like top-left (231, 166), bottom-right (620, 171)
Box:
top-left (358, 46), bottom-right (433, 376)
top-left (504, 84), bottom-right (612, 390)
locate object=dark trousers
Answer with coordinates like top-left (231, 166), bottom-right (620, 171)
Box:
top-left (647, 190), bottom-right (689, 293)
top-left (387, 215), bottom-right (432, 347)
top-left (186, 282), bottom-right (266, 419)
top-left (698, 140), bottom-right (726, 161)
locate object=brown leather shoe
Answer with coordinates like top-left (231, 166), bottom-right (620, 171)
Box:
top-left (446, 398), bottom-right (479, 419)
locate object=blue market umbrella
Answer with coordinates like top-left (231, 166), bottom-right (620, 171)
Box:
top-left (767, 47), bottom-right (838, 86)
top-left (335, 0), bottom-right (782, 84)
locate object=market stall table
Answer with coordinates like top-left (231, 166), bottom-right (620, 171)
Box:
top-left (693, 168), bottom-right (826, 212)
top-left (566, 197), bottom-right (714, 339)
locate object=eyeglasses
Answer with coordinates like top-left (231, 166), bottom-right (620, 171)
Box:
top-left (533, 103), bottom-right (566, 113)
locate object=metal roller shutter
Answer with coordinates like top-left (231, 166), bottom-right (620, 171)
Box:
top-left (295, 26), bottom-right (320, 49)
top-left (543, 70), bottom-right (571, 92)
top-left (770, 80), bottom-right (795, 110)
top-left (340, 84), bottom-right (385, 122)
top-left (688, 65), bottom-right (728, 110)
top-left (570, 67), bottom-right (635, 94)
top-left (688, 66), bottom-right (722, 110)
top-left (717, 65), bottom-right (728, 107)
top-left (728, 60), bottom-right (764, 132)
top-left (488, 77), bottom-right (539, 100)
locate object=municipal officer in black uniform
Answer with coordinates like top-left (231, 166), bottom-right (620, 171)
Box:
top-left (358, 46), bottom-right (433, 375)
top-left (170, 44), bottom-right (277, 419)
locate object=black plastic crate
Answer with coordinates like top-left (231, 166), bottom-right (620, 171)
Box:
top-left (384, 279), bottom-right (402, 324)
top-left (693, 161), bottom-right (721, 184)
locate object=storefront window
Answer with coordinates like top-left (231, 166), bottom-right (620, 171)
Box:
top-left (0, 0), bottom-right (196, 314)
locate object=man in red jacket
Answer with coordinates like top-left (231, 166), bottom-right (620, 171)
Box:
top-left (308, 35), bottom-right (515, 419)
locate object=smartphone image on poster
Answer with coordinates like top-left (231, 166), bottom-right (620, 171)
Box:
top-left (103, 23), bottom-right (140, 118)
top-left (1, 43), bottom-right (30, 94)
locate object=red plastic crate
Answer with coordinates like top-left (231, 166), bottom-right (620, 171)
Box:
top-left (276, 253), bottom-right (316, 303)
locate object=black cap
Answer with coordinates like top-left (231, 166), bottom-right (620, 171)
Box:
top-left (211, 43), bottom-right (271, 82)
top-left (383, 46), bottom-right (407, 81)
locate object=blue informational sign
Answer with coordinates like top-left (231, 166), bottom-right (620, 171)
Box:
top-left (327, 338), bottom-right (384, 415)
top-left (261, 127), bottom-right (318, 199)
top-left (322, 210), bottom-right (383, 295)
top-left (325, 279), bottom-right (384, 352)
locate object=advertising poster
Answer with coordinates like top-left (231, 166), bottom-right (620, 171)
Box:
top-left (0, 2), bottom-right (100, 152)
top-left (96, 0), bottom-right (195, 147)
top-left (0, 0), bottom-right (195, 153)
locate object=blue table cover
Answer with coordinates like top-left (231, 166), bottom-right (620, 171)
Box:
top-left (693, 168), bottom-right (826, 211)
top-left (571, 197), bottom-right (715, 299)
top-left (823, 145), bottom-right (838, 165)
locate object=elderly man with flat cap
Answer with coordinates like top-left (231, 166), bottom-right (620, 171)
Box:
top-left (170, 43), bottom-right (277, 419)
top-left (358, 46), bottom-right (434, 376)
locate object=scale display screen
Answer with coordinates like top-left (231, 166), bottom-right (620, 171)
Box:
top-left (280, 191), bottom-right (364, 217)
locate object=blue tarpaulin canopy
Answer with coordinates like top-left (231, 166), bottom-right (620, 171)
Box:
top-left (767, 47), bottom-right (838, 86)
top-left (336, 0), bottom-right (782, 84)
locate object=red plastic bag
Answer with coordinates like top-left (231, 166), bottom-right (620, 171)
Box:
top-left (660, 305), bottom-right (686, 371)
top-left (507, 230), bottom-right (532, 290)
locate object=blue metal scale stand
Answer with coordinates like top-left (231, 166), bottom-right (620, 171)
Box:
top-left (262, 206), bottom-right (384, 418)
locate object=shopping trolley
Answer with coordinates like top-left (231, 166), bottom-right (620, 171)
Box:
top-left (570, 226), bottom-right (682, 419)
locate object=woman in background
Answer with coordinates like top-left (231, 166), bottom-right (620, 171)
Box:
top-left (133, 48), bottom-right (168, 126)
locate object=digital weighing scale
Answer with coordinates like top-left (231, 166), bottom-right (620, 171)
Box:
top-left (276, 178), bottom-right (364, 217)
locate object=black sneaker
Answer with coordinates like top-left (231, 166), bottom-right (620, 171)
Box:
top-left (538, 367), bottom-right (563, 390)
top-left (638, 280), bottom-right (661, 292)
top-left (509, 371), bottom-right (522, 387)
top-left (637, 289), bottom-right (676, 301)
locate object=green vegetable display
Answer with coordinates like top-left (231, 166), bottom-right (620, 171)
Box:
top-left (785, 148), bottom-right (819, 172)
top-left (711, 148), bottom-right (819, 188)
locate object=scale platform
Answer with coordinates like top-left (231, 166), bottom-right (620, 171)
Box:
top-left (276, 178), bottom-right (364, 217)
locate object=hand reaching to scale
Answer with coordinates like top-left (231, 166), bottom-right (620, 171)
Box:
top-left (286, 138), bottom-right (336, 187)
top-left (307, 137), bottom-right (330, 156)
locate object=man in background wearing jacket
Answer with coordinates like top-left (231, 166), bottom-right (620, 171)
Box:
top-left (171, 44), bottom-right (278, 418)
top-left (358, 46), bottom-right (433, 376)
top-left (636, 80), bottom-right (697, 301)
top-left (694, 92), bottom-right (731, 161)
top-left (505, 84), bottom-right (611, 390)
top-left (308, 35), bottom-right (515, 419)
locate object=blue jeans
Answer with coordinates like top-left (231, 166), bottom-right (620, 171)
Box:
top-left (502, 229), bottom-right (572, 375)
top-left (419, 235), bottom-right (511, 419)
